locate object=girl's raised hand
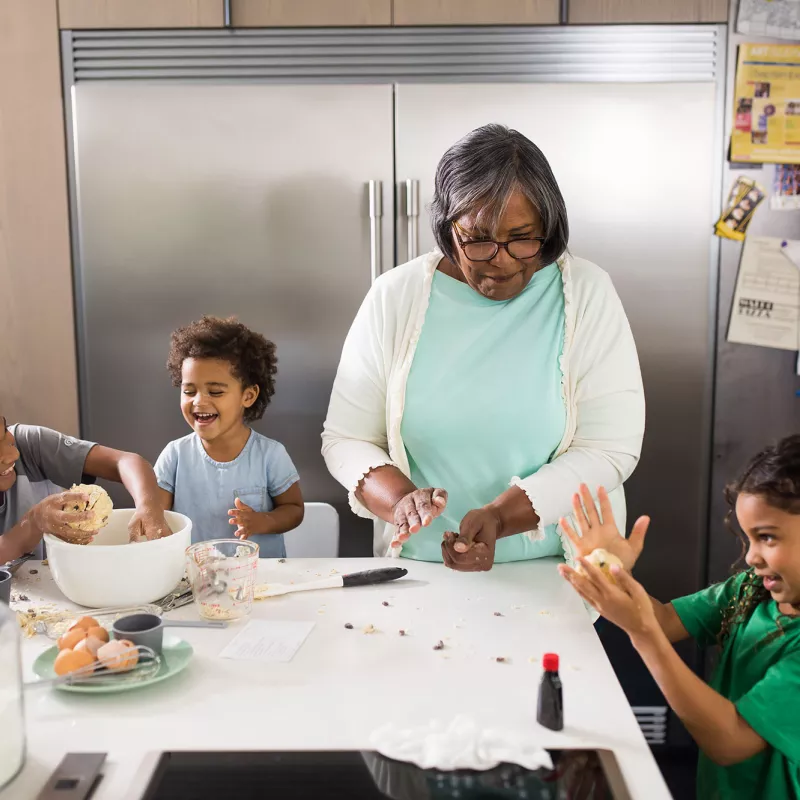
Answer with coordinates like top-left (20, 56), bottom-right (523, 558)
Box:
top-left (560, 484), bottom-right (649, 571)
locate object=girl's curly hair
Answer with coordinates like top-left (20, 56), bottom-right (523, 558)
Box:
top-left (167, 316), bottom-right (277, 423)
top-left (719, 435), bottom-right (800, 645)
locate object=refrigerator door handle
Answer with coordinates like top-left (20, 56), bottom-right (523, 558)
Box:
top-left (369, 179), bottom-right (383, 283)
top-left (405, 179), bottom-right (420, 262)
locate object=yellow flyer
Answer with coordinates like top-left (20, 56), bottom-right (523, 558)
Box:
top-left (731, 43), bottom-right (800, 164)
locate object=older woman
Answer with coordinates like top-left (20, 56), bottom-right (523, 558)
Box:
top-left (322, 124), bottom-right (644, 571)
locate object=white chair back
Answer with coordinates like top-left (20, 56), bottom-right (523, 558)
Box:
top-left (283, 502), bottom-right (340, 558)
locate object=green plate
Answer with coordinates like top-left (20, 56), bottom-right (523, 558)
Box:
top-left (32, 635), bottom-right (193, 693)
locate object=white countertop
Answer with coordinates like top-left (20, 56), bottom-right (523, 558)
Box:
top-left (5, 558), bottom-right (671, 800)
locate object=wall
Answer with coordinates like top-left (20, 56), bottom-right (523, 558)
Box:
top-left (0, 1), bottom-right (79, 436)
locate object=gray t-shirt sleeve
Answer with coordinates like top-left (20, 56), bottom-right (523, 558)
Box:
top-left (266, 442), bottom-right (300, 498)
top-left (154, 441), bottom-right (178, 494)
top-left (11, 424), bottom-right (96, 489)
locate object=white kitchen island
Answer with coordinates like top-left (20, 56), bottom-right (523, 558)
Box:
top-left (6, 558), bottom-right (672, 799)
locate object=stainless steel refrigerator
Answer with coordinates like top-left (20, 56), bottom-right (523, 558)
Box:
top-left (63, 24), bottom-right (729, 746)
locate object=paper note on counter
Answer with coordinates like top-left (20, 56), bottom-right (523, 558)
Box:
top-left (220, 620), bottom-right (315, 663)
top-left (727, 236), bottom-right (800, 351)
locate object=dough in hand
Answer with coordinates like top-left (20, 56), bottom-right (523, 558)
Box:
top-left (63, 484), bottom-right (113, 531)
top-left (577, 548), bottom-right (624, 584)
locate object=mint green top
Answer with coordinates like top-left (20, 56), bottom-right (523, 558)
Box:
top-left (672, 571), bottom-right (800, 800)
top-left (400, 263), bottom-right (567, 562)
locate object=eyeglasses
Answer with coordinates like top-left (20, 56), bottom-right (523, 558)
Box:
top-left (452, 222), bottom-right (545, 262)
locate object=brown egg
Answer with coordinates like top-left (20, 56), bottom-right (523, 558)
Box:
top-left (58, 627), bottom-right (87, 651)
top-left (68, 616), bottom-right (101, 632)
top-left (54, 648), bottom-right (96, 676)
top-left (97, 639), bottom-right (139, 672)
top-left (75, 635), bottom-right (106, 658)
top-left (86, 626), bottom-right (110, 643)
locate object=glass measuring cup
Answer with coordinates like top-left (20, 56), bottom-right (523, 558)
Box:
top-left (185, 539), bottom-right (259, 621)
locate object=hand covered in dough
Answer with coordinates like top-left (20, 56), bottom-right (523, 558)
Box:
top-left (441, 506), bottom-right (499, 572)
top-left (559, 557), bottom-right (657, 638)
top-left (560, 484), bottom-right (649, 572)
top-left (390, 487), bottom-right (448, 548)
top-left (29, 492), bottom-right (97, 544)
top-left (128, 505), bottom-right (171, 542)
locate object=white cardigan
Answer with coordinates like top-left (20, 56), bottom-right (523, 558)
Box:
top-left (322, 250), bottom-right (645, 562)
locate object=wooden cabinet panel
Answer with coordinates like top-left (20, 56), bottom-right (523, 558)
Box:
top-left (394, 0), bottom-right (559, 25)
top-left (58, 0), bottom-right (224, 28)
top-left (569, 0), bottom-right (729, 24)
top-left (231, 0), bottom-right (391, 27)
top-left (0, 1), bottom-right (79, 435)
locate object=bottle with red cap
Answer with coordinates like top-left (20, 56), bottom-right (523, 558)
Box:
top-left (537, 652), bottom-right (563, 731)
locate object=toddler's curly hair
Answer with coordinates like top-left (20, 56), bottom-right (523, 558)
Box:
top-left (167, 316), bottom-right (277, 423)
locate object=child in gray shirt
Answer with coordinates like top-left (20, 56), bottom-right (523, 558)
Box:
top-left (0, 414), bottom-right (169, 561)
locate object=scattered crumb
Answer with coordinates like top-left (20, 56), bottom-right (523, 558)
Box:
top-left (344, 623), bottom-right (353, 629)
top-left (569, 665), bottom-right (581, 672)
top-left (539, 610), bottom-right (552, 616)
top-left (433, 640), bottom-right (445, 651)
top-left (493, 611), bottom-right (503, 617)
top-left (528, 656), bottom-right (537, 664)
top-left (17, 594), bottom-right (29, 602)
top-left (41, 559), bottom-right (48, 566)
top-left (399, 629), bottom-right (407, 636)
top-left (494, 657), bottom-right (508, 663)
top-left (29, 569), bottom-right (38, 575)
top-left (382, 601), bottom-right (390, 607)
top-left (362, 624), bottom-right (377, 634)
top-left (317, 610), bottom-right (326, 615)
top-left (329, 569), bottom-right (339, 574)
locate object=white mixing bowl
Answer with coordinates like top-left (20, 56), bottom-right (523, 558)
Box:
top-left (44, 509), bottom-right (192, 608)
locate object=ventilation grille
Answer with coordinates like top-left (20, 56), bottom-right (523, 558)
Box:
top-left (633, 706), bottom-right (669, 745)
top-left (66, 25), bottom-right (722, 83)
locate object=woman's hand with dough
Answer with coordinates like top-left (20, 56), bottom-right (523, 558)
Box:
top-left (390, 487), bottom-right (448, 547)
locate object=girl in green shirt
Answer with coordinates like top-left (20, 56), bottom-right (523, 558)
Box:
top-left (560, 435), bottom-right (800, 800)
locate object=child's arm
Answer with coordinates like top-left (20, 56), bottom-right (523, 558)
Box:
top-left (228, 482), bottom-right (305, 539)
top-left (631, 622), bottom-right (766, 765)
top-left (0, 491), bottom-right (99, 561)
top-left (157, 489), bottom-right (174, 510)
top-left (563, 560), bottom-right (767, 766)
top-left (84, 446), bottom-right (170, 540)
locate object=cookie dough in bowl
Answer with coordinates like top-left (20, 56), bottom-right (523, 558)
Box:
top-left (63, 483), bottom-right (113, 532)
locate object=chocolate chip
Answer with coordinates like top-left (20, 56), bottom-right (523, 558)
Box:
top-left (344, 623), bottom-right (353, 629)
top-left (382, 601), bottom-right (389, 607)
top-left (433, 640), bottom-right (445, 651)
top-left (278, 558), bottom-right (286, 563)
top-left (495, 657), bottom-right (507, 663)
top-left (399, 629), bottom-right (407, 636)
top-left (29, 569), bottom-right (38, 575)
top-left (493, 611), bottom-right (503, 617)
